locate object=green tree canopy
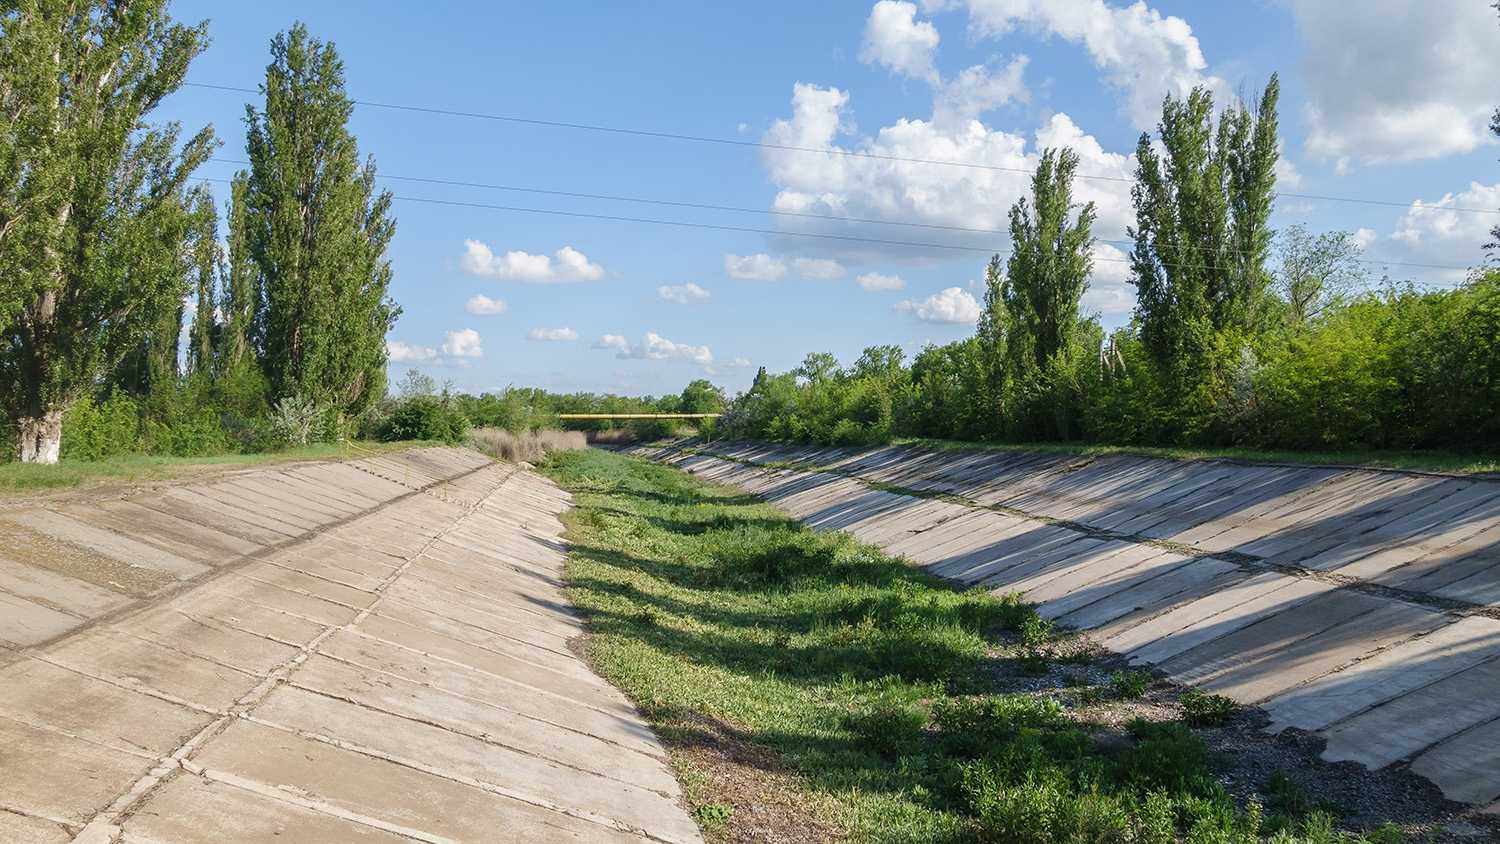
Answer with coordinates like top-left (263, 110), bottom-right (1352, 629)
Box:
top-left (246, 22), bottom-right (397, 419)
top-left (0, 0), bottom-right (215, 462)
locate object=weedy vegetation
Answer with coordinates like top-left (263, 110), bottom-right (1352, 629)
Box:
top-left (543, 448), bottom-right (1405, 843)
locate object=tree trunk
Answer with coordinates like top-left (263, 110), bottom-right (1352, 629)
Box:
top-left (16, 409), bottom-right (63, 464)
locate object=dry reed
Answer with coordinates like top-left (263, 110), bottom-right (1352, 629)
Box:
top-left (468, 427), bottom-right (587, 464)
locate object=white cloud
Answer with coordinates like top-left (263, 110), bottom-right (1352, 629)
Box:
top-left (932, 56), bottom-right (1029, 129)
top-left (861, 0), bottom-right (942, 82)
top-left (725, 253), bottom-right (787, 281)
top-left (791, 257), bottom-right (846, 280)
top-left (1288, 0), bottom-right (1500, 163)
top-left (1081, 243), bottom-right (1134, 315)
top-left (762, 85), bottom-right (1135, 259)
top-left (895, 286), bottom-right (982, 323)
top-left (464, 294), bottom-right (507, 315)
top-left (856, 271), bottom-right (906, 291)
top-left (526, 327), bottom-right (579, 342)
top-left (387, 340), bottom-right (437, 364)
top-left (1392, 181), bottom-right (1500, 264)
top-left (605, 332), bottom-right (715, 367)
top-left (932, 0), bottom-right (1225, 130)
top-left (461, 240), bottom-right (604, 283)
top-left (657, 282), bottom-right (712, 304)
top-left (1351, 228), bottom-right (1378, 250)
top-left (725, 253), bottom-right (847, 281)
top-left (1274, 143), bottom-right (1303, 190)
top-left (442, 328), bottom-right (484, 358)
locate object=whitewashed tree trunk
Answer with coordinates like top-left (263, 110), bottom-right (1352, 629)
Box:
top-left (16, 409), bottom-right (63, 464)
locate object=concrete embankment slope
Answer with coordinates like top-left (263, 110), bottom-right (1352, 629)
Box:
top-left (639, 440), bottom-right (1500, 811)
top-left (0, 447), bottom-right (699, 843)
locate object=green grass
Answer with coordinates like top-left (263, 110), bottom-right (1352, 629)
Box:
top-left (0, 440), bottom-right (423, 495)
top-left (896, 437), bottom-right (1500, 476)
top-left (542, 448), bottom-right (1399, 843)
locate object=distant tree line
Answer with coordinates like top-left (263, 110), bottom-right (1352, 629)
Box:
top-left (379, 370), bottom-right (727, 445)
top-left (720, 76), bottom-right (1500, 453)
top-left (0, 3), bottom-right (394, 463)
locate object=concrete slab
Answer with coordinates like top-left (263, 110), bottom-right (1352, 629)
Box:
top-left (7, 510), bottom-right (208, 580)
top-left (1410, 713), bottom-right (1500, 805)
top-left (0, 810), bottom-right (68, 844)
top-left (1263, 617), bottom-right (1500, 732)
top-left (0, 554), bottom-right (130, 618)
top-left (0, 717), bottom-right (153, 825)
top-left (0, 591), bottom-right (84, 646)
top-left (1320, 656), bottom-right (1500, 770)
top-left (121, 775), bottom-right (410, 843)
top-left (249, 688), bottom-right (697, 842)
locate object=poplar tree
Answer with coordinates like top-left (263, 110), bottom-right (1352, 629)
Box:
top-left (245, 23), bottom-right (397, 418)
top-left (185, 183), bottom-right (219, 376)
top-left (218, 171), bottom-right (257, 371)
top-left (975, 253), bottom-right (1009, 421)
top-left (1128, 75), bottom-right (1280, 366)
top-left (1004, 147), bottom-right (1096, 370)
top-left (0, 0), bottom-right (214, 462)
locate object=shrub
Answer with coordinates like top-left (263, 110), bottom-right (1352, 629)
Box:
top-left (145, 413), bottom-right (231, 457)
top-left (269, 394), bottom-right (320, 447)
top-left (380, 396), bottom-right (469, 444)
top-left (1111, 671), bottom-right (1150, 700)
top-left (1180, 689), bottom-right (1237, 727)
top-left (61, 390), bottom-right (141, 461)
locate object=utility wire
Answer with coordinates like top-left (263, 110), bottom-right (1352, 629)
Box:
top-left (192, 176), bottom-right (1471, 287)
top-left (204, 156), bottom-right (1477, 273)
top-left (187, 81), bottom-right (1500, 215)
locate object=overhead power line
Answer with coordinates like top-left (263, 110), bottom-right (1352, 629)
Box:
top-left (192, 176), bottom-right (1472, 288)
top-left (187, 81), bottom-right (1500, 216)
top-left (204, 156), bottom-right (1476, 273)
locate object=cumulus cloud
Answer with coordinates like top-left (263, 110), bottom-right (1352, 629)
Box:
top-left (856, 271), bottom-right (906, 291)
top-left (861, 0), bottom-right (942, 82)
top-left (461, 240), bottom-right (604, 283)
top-left (1392, 181), bottom-right (1500, 267)
top-left (1288, 0), bottom-right (1500, 164)
top-left (791, 257), bottom-right (846, 280)
top-left (932, 56), bottom-right (1029, 129)
top-left (464, 294), bottom-right (507, 315)
top-left (724, 253), bottom-right (847, 281)
top-left (1352, 228), bottom-right (1378, 250)
top-left (724, 253), bottom-right (787, 281)
top-left (526, 327), bottom-right (579, 342)
top-left (602, 332), bottom-right (715, 367)
top-left (762, 85), bottom-right (1135, 256)
top-left (442, 328), bottom-right (484, 358)
top-left (931, 0), bottom-right (1225, 130)
top-left (387, 340), bottom-right (437, 364)
top-left (657, 282), bottom-right (712, 304)
top-left (895, 287), bottom-right (982, 323)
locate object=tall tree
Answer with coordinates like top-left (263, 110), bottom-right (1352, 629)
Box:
top-left (975, 253), bottom-right (1009, 417)
top-left (218, 170), bottom-right (257, 370)
top-left (184, 183), bottom-right (219, 375)
top-left (1128, 75), bottom-right (1281, 365)
top-left (1004, 147), bottom-right (1096, 370)
top-left (0, 0), bottom-right (215, 462)
top-left (246, 23), bottom-right (397, 418)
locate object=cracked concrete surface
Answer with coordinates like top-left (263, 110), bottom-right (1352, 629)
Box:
top-left (638, 440), bottom-right (1500, 813)
top-left (0, 447), bottom-right (700, 843)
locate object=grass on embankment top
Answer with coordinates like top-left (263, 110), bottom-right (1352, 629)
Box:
top-left (542, 448), bottom-right (1402, 843)
top-left (898, 437), bottom-right (1500, 476)
top-left (0, 440), bottom-right (425, 496)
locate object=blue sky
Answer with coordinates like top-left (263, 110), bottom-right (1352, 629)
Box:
top-left (157, 0), bottom-right (1500, 397)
